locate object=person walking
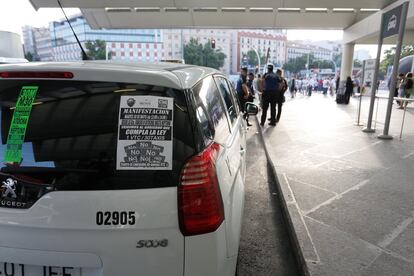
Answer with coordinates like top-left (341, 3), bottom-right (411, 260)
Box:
top-left (247, 72), bottom-right (256, 102)
top-left (275, 69), bottom-right (287, 123)
top-left (260, 64), bottom-right (281, 126)
top-left (329, 77), bottom-right (336, 96)
top-left (335, 76), bottom-right (340, 94)
top-left (394, 73), bottom-right (405, 106)
top-left (322, 78), bottom-right (329, 95)
top-left (289, 76), bottom-right (296, 98)
top-left (345, 76), bottom-right (353, 104)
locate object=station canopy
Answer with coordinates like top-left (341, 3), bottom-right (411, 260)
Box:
top-left (29, 0), bottom-right (398, 29)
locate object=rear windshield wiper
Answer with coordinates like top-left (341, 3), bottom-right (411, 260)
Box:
top-left (0, 166), bottom-right (99, 175)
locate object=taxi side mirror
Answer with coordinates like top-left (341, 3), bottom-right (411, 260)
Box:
top-left (245, 103), bottom-right (259, 115)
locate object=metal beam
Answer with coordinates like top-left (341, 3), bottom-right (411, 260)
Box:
top-left (81, 8), bottom-right (375, 29)
top-left (30, 0), bottom-right (396, 10)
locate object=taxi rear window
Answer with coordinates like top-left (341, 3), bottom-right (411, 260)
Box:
top-left (0, 80), bottom-right (195, 191)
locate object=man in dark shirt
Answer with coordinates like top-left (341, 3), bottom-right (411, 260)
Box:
top-left (236, 67), bottom-right (252, 126)
top-left (236, 67), bottom-right (248, 111)
top-left (260, 64), bottom-right (281, 126)
top-left (275, 69), bottom-right (288, 123)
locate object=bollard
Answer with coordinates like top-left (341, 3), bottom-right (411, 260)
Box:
top-left (354, 93), bottom-right (363, 126)
top-left (374, 96), bottom-right (380, 131)
top-left (400, 99), bottom-right (408, 140)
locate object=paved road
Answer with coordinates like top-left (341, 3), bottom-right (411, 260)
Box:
top-left (237, 121), bottom-right (299, 276)
top-left (262, 93), bottom-right (414, 275)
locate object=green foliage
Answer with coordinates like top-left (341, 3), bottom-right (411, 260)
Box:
top-left (353, 59), bottom-right (362, 68)
top-left (283, 54), bottom-right (309, 73)
top-left (24, 52), bottom-right (34, 62)
top-left (244, 50), bottom-right (266, 67)
top-left (282, 54), bottom-right (334, 73)
top-left (333, 53), bottom-right (342, 68)
top-left (184, 38), bottom-right (226, 70)
top-left (379, 45), bottom-right (414, 78)
top-left (85, 40), bottom-right (112, 60)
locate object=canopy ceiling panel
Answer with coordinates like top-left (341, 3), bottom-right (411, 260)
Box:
top-left (29, 0), bottom-right (396, 10)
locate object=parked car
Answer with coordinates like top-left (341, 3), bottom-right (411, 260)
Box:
top-left (0, 61), bottom-right (258, 276)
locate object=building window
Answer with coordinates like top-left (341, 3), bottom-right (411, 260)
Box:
top-left (130, 52), bottom-right (133, 56)
top-left (129, 43), bottom-right (133, 48)
top-left (112, 43), bottom-right (116, 48)
top-left (121, 43), bottom-right (124, 48)
top-left (121, 52), bottom-right (125, 56)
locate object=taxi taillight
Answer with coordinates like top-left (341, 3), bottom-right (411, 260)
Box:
top-left (178, 142), bottom-right (225, 236)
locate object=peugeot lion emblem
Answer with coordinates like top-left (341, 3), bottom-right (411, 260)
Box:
top-left (127, 98), bottom-right (136, 107)
top-left (1, 178), bottom-right (17, 199)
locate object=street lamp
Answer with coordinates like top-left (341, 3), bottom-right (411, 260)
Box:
top-left (251, 47), bottom-right (261, 73)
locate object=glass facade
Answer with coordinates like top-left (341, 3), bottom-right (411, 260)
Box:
top-left (49, 16), bottom-right (162, 46)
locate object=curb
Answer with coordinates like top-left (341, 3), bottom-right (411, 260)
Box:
top-left (254, 116), bottom-right (310, 276)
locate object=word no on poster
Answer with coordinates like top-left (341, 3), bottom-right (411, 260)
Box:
top-left (116, 95), bottom-right (174, 170)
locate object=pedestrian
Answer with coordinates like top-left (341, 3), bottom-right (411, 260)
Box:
top-left (323, 78), bottom-right (329, 95)
top-left (298, 78), bottom-right (303, 94)
top-left (335, 76), bottom-right (340, 94)
top-left (308, 78), bottom-right (314, 96)
top-left (289, 76), bottom-right (296, 98)
top-left (256, 74), bottom-right (263, 108)
top-left (247, 72), bottom-right (256, 102)
top-left (329, 77), bottom-right (336, 96)
top-left (275, 69), bottom-right (288, 123)
top-left (260, 64), bottom-right (282, 126)
top-left (236, 67), bottom-right (252, 126)
top-left (345, 76), bottom-right (353, 104)
top-left (395, 73), bottom-right (405, 105)
top-left (398, 72), bottom-right (413, 109)
top-left (354, 77), bottom-right (361, 95)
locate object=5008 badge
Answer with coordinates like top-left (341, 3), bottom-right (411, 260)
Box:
top-left (136, 239), bottom-right (168, 248)
top-left (96, 211), bottom-right (136, 226)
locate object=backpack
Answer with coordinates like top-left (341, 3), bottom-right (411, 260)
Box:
top-left (264, 73), bottom-right (280, 92)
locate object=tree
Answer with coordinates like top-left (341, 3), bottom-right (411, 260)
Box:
top-left (353, 59), bottom-right (362, 68)
top-left (283, 54), bottom-right (309, 73)
top-left (379, 45), bottom-right (414, 78)
top-left (283, 54), bottom-right (335, 74)
top-left (333, 53), bottom-right (342, 68)
top-left (85, 40), bottom-right (112, 60)
top-left (314, 60), bottom-right (335, 70)
top-left (24, 52), bottom-right (34, 62)
top-left (184, 38), bottom-right (226, 70)
top-left (244, 50), bottom-right (266, 67)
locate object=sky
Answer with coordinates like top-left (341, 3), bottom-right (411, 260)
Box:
top-left (0, 0), bottom-right (80, 35)
top-left (0, 0), bottom-right (391, 59)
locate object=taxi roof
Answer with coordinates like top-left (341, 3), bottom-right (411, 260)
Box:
top-left (0, 61), bottom-right (222, 90)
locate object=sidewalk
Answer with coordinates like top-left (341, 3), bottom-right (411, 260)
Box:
top-left (260, 92), bottom-right (414, 275)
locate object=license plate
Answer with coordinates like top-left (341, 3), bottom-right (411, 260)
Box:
top-left (0, 262), bottom-right (81, 276)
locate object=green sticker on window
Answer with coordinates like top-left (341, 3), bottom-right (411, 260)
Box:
top-left (4, 86), bottom-right (39, 163)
